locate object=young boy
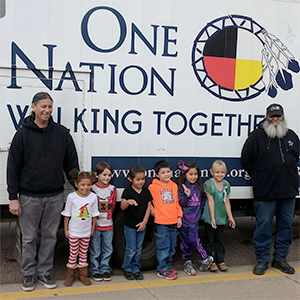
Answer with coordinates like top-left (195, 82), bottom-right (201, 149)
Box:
top-left (148, 160), bottom-right (183, 280)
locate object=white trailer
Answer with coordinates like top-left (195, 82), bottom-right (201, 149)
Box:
top-left (1, 0), bottom-right (299, 268)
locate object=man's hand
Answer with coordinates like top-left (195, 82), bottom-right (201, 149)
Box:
top-left (9, 200), bottom-right (21, 215)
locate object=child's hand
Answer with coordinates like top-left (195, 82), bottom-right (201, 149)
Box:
top-left (65, 230), bottom-right (69, 239)
top-left (150, 208), bottom-right (155, 217)
top-left (127, 199), bottom-right (138, 206)
top-left (211, 219), bottom-right (217, 229)
top-left (177, 217), bottom-right (182, 228)
top-left (136, 222), bottom-right (146, 232)
top-left (91, 228), bottom-right (95, 237)
top-left (228, 217), bottom-right (236, 229)
top-left (182, 184), bottom-right (191, 197)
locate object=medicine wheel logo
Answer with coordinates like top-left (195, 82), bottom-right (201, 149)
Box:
top-left (192, 15), bottom-right (299, 101)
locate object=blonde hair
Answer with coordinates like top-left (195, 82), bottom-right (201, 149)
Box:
top-left (211, 160), bottom-right (227, 173)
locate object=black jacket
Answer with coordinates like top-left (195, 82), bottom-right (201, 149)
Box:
top-left (241, 120), bottom-right (299, 200)
top-left (7, 116), bottom-right (79, 200)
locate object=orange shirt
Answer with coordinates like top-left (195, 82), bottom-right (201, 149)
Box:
top-left (148, 178), bottom-right (183, 225)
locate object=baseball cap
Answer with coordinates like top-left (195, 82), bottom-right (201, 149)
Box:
top-left (266, 103), bottom-right (284, 117)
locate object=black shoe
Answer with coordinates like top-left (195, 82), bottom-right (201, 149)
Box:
top-left (253, 262), bottom-right (268, 275)
top-left (123, 271), bottom-right (135, 280)
top-left (133, 272), bottom-right (144, 280)
top-left (271, 260), bottom-right (295, 274)
top-left (103, 272), bottom-right (112, 281)
top-left (91, 273), bottom-right (103, 282)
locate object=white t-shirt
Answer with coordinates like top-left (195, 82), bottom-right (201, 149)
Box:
top-left (61, 191), bottom-right (100, 238)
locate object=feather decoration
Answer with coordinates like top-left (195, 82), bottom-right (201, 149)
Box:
top-left (261, 29), bottom-right (299, 97)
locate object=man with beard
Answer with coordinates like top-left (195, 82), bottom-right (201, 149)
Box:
top-left (241, 103), bottom-right (299, 276)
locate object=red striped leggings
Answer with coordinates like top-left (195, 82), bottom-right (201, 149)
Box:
top-left (68, 237), bottom-right (90, 268)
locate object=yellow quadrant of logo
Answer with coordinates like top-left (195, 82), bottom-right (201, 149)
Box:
top-left (234, 59), bottom-right (262, 90)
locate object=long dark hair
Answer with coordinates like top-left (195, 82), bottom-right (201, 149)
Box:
top-left (177, 161), bottom-right (206, 199)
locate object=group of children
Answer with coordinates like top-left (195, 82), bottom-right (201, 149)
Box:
top-left (61, 159), bottom-right (235, 286)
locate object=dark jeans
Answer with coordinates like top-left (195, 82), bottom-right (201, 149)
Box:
top-left (253, 198), bottom-right (295, 262)
top-left (155, 224), bottom-right (178, 271)
top-left (205, 223), bottom-right (225, 264)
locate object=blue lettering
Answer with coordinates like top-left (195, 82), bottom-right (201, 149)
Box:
top-left (129, 24), bottom-right (159, 55)
top-left (166, 112), bottom-right (187, 135)
top-left (8, 42), bottom-right (56, 90)
top-left (108, 64), bottom-right (117, 94)
top-left (91, 109), bottom-right (100, 133)
top-left (119, 65), bottom-right (148, 95)
top-left (74, 108), bottom-right (88, 132)
top-left (79, 62), bottom-right (104, 92)
top-left (81, 6), bottom-right (126, 53)
top-left (225, 114), bottom-right (236, 136)
top-left (121, 110), bottom-right (142, 134)
top-left (55, 62), bottom-right (82, 91)
top-left (149, 68), bottom-right (175, 96)
top-left (238, 114), bottom-right (251, 136)
top-left (7, 105), bottom-right (29, 130)
top-left (153, 111), bottom-right (166, 135)
top-left (212, 113), bottom-right (223, 136)
top-left (189, 112), bottom-right (208, 136)
top-left (162, 26), bottom-right (178, 57)
top-left (103, 109), bottom-right (119, 133)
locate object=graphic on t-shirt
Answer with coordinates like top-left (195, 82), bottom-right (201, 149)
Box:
top-left (77, 203), bottom-right (90, 220)
top-left (189, 194), bottom-right (200, 206)
top-left (160, 188), bottom-right (175, 205)
top-left (99, 201), bottom-right (108, 212)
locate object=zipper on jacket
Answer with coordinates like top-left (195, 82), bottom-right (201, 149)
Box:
top-left (278, 139), bottom-right (285, 163)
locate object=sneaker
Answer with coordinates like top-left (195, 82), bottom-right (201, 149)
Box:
top-left (217, 262), bottom-right (228, 271)
top-left (183, 260), bottom-right (196, 276)
top-left (124, 271), bottom-right (135, 280)
top-left (271, 260), bottom-right (295, 274)
top-left (200, 256), bottom-right (214, 271)
top-left (133, 272), bottom-right (144, 280)
top-left (37, 275), bottom-right (57, 289)
top-left (157, 269), bottom-right (177, 280)
top-left (21, 275), bottom-right (35, 292)
top-left (103, 272), bottom-right (112, 281)
top-left (91, 273), bottom-right (103, 282)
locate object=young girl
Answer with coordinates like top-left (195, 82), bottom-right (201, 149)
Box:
top-left (177, 161), bottom-right (214, 276)
top-left (61, 169), bottom-right (100, 287)
top-left (202, 160), bottom-right (236, 272)
top-left (121, 165), bottom-right (152, 281)
top-left (89, 161), bottom-right (116, 282)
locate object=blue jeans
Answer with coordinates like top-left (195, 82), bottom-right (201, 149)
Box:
top-left (155, 224), bottom-right (178, 272)
top-left (253, 198), bottom-right (295, 262)
top-left (121, 225), bottom-right (146, 273)
top-left (89, 229), bottom-right (113, 275)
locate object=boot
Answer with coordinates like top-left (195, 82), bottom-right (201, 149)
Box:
top-left (78, 265), bottom-right (92, 286)
top-left (64, 266), bottom-right (77, 286)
